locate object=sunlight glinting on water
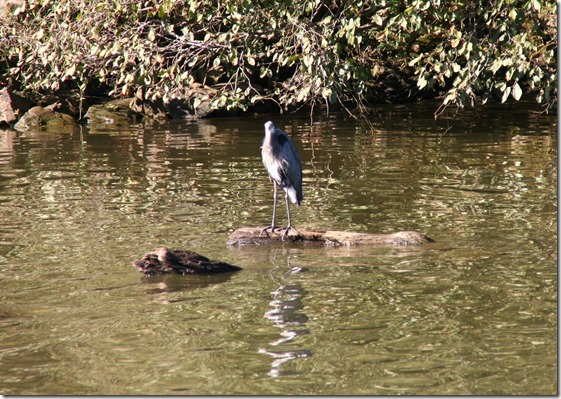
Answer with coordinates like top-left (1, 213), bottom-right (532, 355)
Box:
top-left (0, 104), bottom-right (556, 394)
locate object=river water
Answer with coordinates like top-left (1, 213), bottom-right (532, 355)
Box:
top-left (0, 102), bottom-right (556, 395)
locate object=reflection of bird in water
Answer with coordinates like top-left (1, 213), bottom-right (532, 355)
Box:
top-left (264, 284), bottom-right (309, 331)
top-left (260, 256), bottom-right (311, 376)
top-left (258, 348), bottom-right (312, 376)
top-left (261, 121), bottom-right (303, 238)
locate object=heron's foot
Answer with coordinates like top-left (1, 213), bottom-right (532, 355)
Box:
top-left (280, 225), bottom-right (300, 240)
top-left (260, 225), bottom-right (279, 237)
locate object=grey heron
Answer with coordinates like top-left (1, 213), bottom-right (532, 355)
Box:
top-left (261, 121), bottom-right (303, 237)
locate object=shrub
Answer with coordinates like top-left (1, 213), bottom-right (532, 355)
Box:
top-left (0, 0), bottom-right (556, 117)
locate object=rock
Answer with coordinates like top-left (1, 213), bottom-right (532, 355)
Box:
top-left (129, 84), bottom-right (217, 120)
top-left (227, 227), bottom-right (435, 247)
top-left (164, 84), bottom-right (219, 119)
top-left (14, 103), bottom-right (76, 131)
top-left (0, 86), bottom-right (31, 126)
top-left (84, 98), bottom-right (142, 125)
top-left (38, 91), bottom-right (87, 119)
top-left (133, 247), bottom-right (242, 275)
top-left (100, 84), bottom-right (243, 121)
top-left (129, 88), bottom-right (168, 120)
top-left (164, 97), bottom-right (207, 119)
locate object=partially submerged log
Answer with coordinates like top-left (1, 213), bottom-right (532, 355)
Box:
top-left (227, 227), bottom-right (435, 247)
top-left (133, 247), bottom-right (242, 275)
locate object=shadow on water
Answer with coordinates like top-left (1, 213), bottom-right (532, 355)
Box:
top-left (139, 272), bottom-right (239, 303)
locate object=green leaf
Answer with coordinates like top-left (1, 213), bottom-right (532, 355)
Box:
top-left (512, 82), bottom-right (522, 100)
top-left (443, 88), bottom-right (457, 105)
top-left (408, 55), bottom-right (423, 67)
top-left (418, 76), bottom-right (428, 90)
top-left (501, 86), bottom-right (511, 103)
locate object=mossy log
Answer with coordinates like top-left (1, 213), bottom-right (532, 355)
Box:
top-left (133, 247), bottom-right (242, 275)
top-left (227, 227), bottom-right (435, 247)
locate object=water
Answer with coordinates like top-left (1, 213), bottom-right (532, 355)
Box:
top-left (0, 102), bottom-right (556, 395)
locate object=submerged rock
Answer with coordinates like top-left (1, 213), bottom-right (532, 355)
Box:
top-left (84, 98), bottom-right (142, 125)
top-left (133, 247), bottom-right (242, 275)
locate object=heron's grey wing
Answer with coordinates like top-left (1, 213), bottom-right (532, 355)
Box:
top-left (277, 137), bottom-right (303, 193)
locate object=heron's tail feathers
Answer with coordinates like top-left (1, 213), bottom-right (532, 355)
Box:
top-left (285, 186), bottom-right (303, 206)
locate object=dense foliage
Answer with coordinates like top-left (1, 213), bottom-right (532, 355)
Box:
top-left (0, 0), bottom-right (556, 117)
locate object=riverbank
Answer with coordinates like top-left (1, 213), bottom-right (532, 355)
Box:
top-left (0, 83), bottom-right (259, 131)
top-left (1, 0), bottom-right (555, 130)
top-left (0, 83), bottom-right (554, 133)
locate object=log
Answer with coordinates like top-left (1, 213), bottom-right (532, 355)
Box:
top-left (227, 227), bottom-right (435, 247)
top-left (133, 247), bottom-right (242, 275)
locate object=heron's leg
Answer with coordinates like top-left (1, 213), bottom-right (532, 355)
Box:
top-left (261, 181), bottom-right (279, 235)
top-left (280, 191), bottom-right (301, 239)
top-left (271, 181), bottom-right (278, 229)
top-left (285, 191), bottom-right (291, 229)
top-left (281, 191), bottom-right (293, 239)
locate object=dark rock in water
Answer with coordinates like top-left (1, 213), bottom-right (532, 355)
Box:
top-left (84, 98), bottom-right (142, 125)
top-left (133, 247), bottom-right (242, 276)
top-left (130, 88), bottom-right (168, 121)
top-left (130, 83), bottom-right (241, 120)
